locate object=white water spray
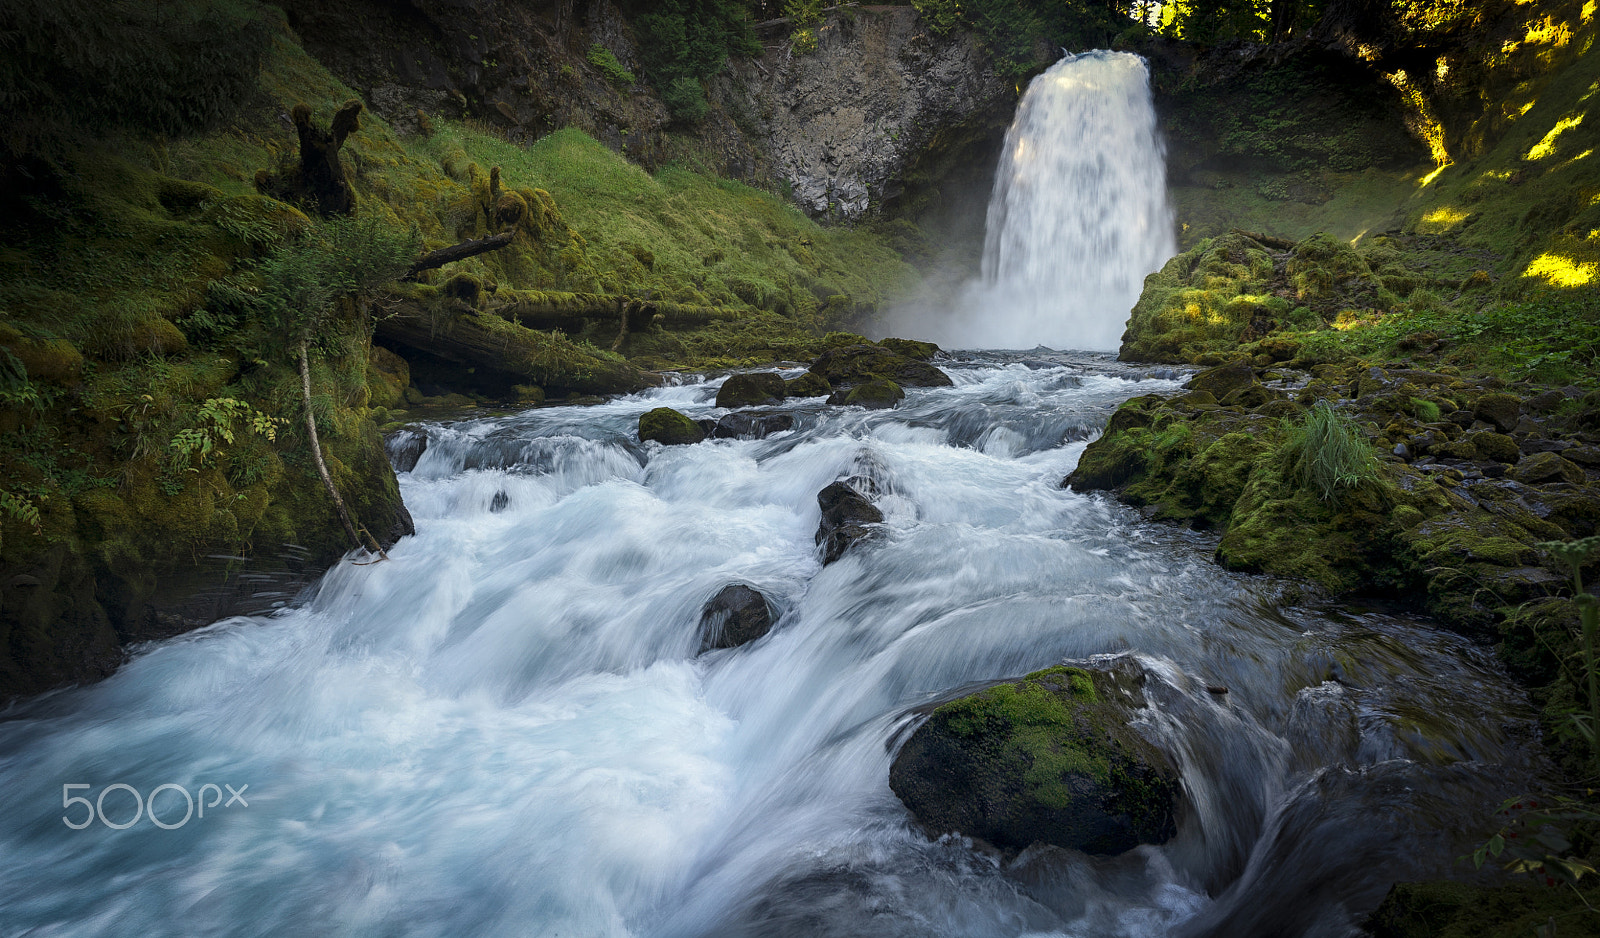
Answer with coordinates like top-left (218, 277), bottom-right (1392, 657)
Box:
top-left (894, 51), bottom-right (1176, 351)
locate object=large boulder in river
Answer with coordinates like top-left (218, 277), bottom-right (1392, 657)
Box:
top-left (890, 660), bottom-right (1180, 855)
top-left (639, 407), bottom-right (706, 445)
top-left (808, 344), bottom-right (953, 389)
top-left (698, 584), bottom-right (774, 652)
top-left (712, 410), bottom-right (795, 439)
top-left (717, 372), bottom-right (788, 408)
top-left (828, 378), bottom-right (904, 409)
top-left (816, 481), bottom-right (883, 564)
top-left (786, 372), bottom-right (832, 398)
top-left (877, 337), bottom-right (941, 361)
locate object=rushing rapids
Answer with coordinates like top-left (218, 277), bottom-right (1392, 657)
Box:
top-left (901, 52), bottom-right (1176, 352)
top-left (0, 355), bottom-right (1538, 937)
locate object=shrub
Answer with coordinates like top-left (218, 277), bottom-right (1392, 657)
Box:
top-left (586, 44), bottom-right (635, 87)
top-left (661, 77), bottom-right (709, 123)
top-left (1280, 401), bottom-right (1379, 502)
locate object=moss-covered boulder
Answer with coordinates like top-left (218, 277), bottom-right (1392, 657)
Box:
top-left (889, 660), bottom-right (1180, 855)
top-left (1120, 232), bottom-right (1282, 364)
top-left (785, 371), bottom-right (832, 398)
top-left (638, 407), bottom-right (706, 445)
top-left (829, 377), bottom-right (905, 409)
top-left (716, 372), bottom-right (787, 408)
top-left (808, 344), bottom-right (952, 389)
top-left (877, 337), bottom-right (940, 361)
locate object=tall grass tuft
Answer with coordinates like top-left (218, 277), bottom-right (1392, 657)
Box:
top-left (1281, 401), bottom-right (1379, 502)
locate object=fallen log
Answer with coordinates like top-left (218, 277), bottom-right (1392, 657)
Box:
top-left (406, 232), bottom-right (515, 278)
top-left (485, 290), bottom-right (741, 329)
top-left (376, 300), bottom-right (658, 395)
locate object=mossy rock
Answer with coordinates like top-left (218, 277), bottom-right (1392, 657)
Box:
top-left (1509, 451), bottom-right (1587, 486)
top-left (877, 337), bottom-right (940, 361)
top-left (808, 344), bottom-right (952, 389)
top-left (829, 377), bottom-right (904, 409)
top-left (638, 407), bottom-right (705, 445)
top-left (0, 326), bottom-right (83, 385)
top-left (889, 658), bottom-right (1180, 855)
top-left (1119, 233), bottom-right (1278, 364)
top-left (1186, 359), bottom-right (1259, 400)
top-left (785, 371), bottom-right (832, 398)
top-left (715, 372), bottom-right (787, 409)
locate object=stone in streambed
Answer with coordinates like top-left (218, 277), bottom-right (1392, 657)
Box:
top-left (716, 372), bottom-right (788, 408)
top-left (712, 410), bottom-right (795, 439)
top-left (889, 659), bottom-right (1179, 855)
top-left (785, 371), bottom-right (832, 398)
top-left (828, 377), bottom-right (904, 409)
top-left (816, 481), bottom-right (882, 565)
top-left (698, 584), bottom-right (774, 652)
top-left (808, 344), bottom-right (952, 389)
top-left (639, 407), bottom-right (706, 445)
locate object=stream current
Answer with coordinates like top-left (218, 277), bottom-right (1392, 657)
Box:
top-left (0, 353), bottom-right (1538, 937)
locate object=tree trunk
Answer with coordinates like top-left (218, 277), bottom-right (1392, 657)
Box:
top-left (405, 232), bottom-right (515, 278)
top-left (298, 337), bottom-right (382, 559)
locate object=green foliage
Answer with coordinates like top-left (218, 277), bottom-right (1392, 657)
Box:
top-left (632, 0), bottom-right (760, 121)
top-left (909, 0), bottom-right (1144, 77)
top-left (168, 397), bottom-right (284, 469)
top-left (1280, 401), bottom-right (1378, 502)
top-left (660, 77), bottom-right (709, 123)
top-left (585, 44), bottom-right (635, 87)
top-left (209, 214), bottom-right (420, 346)
top-left (0, 0), bottom-right (270, 155)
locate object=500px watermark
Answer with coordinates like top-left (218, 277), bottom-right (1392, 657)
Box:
top-left (62, 783), bottom-right (249, 830)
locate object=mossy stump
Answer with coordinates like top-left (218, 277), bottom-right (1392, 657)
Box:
top-left (890, 660), bottom-right (1180, 855)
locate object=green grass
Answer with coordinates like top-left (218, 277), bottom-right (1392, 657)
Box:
top-left (1280, 401), bottom-right (1380, 503)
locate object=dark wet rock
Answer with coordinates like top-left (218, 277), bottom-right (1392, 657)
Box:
top-left (716, 372), bottom-right (788, 408)
top-left (816, 481), bottom-right (883, 565)
top-left (1392, 443), bottom-right (1411, 460)
top-left (489, 491), bottom-right (509, 513)
top-left (889, 659), bottom-right (1180, 855)
top-left (1473, 392), bottom-right (1522, 433)
top-left (1527, 389), bottom-right (1567, 412)
top-left (808, 344), bottom-right (952, 389)
top-left (1184, 360), bottom-right (1257, 400)
top-left (876, 337), bottom-right (940, 361)
top-left (1565, 445), bottom-right (1600, 467)
top-left (1447, 409), bottom-right (1475, 429)
top-left (712, 410), bottom-right (796, 439)
top-left (1367, 881), bottom-right (1593, 938)
top-left (385, 427), bottom-right (428, 473)
top-left (698, 584), bottom-right (774, 652)
top-left (638, 407), bottom-right (706, 445)
top-left (828, 377), bottom-right (905, 409)
top-left (1509, 451), bottom-right (1586, 485)
top-left (784, 371), bottom-right (832, 398)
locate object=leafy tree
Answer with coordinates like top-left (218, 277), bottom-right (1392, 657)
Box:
top-left (627, 0), bottom-right (761, 122)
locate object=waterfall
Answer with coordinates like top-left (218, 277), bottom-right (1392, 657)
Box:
top-left (894, 51), bottom-right (1176, 351)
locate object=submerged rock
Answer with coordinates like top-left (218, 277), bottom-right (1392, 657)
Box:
top-left (712, 411), bottom-right (795, 439)
top-left (384, 426), bottom-right (428, 473)
top-left (638, 407), bottom-right (706, 445)
top-left (698, 584), bottom-right (774, 652)
top-left (816, 481), bottom-right (883, 564)
top-left (717, 372), bottom-right (788, 408)
top-left (890, 659), bottom-right (1180, 855)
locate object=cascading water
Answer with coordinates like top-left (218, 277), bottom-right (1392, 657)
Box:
top-left (887, 51), bottom-right (1176, 351)
top-left (0, 357), bottom-right (1538, 937)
